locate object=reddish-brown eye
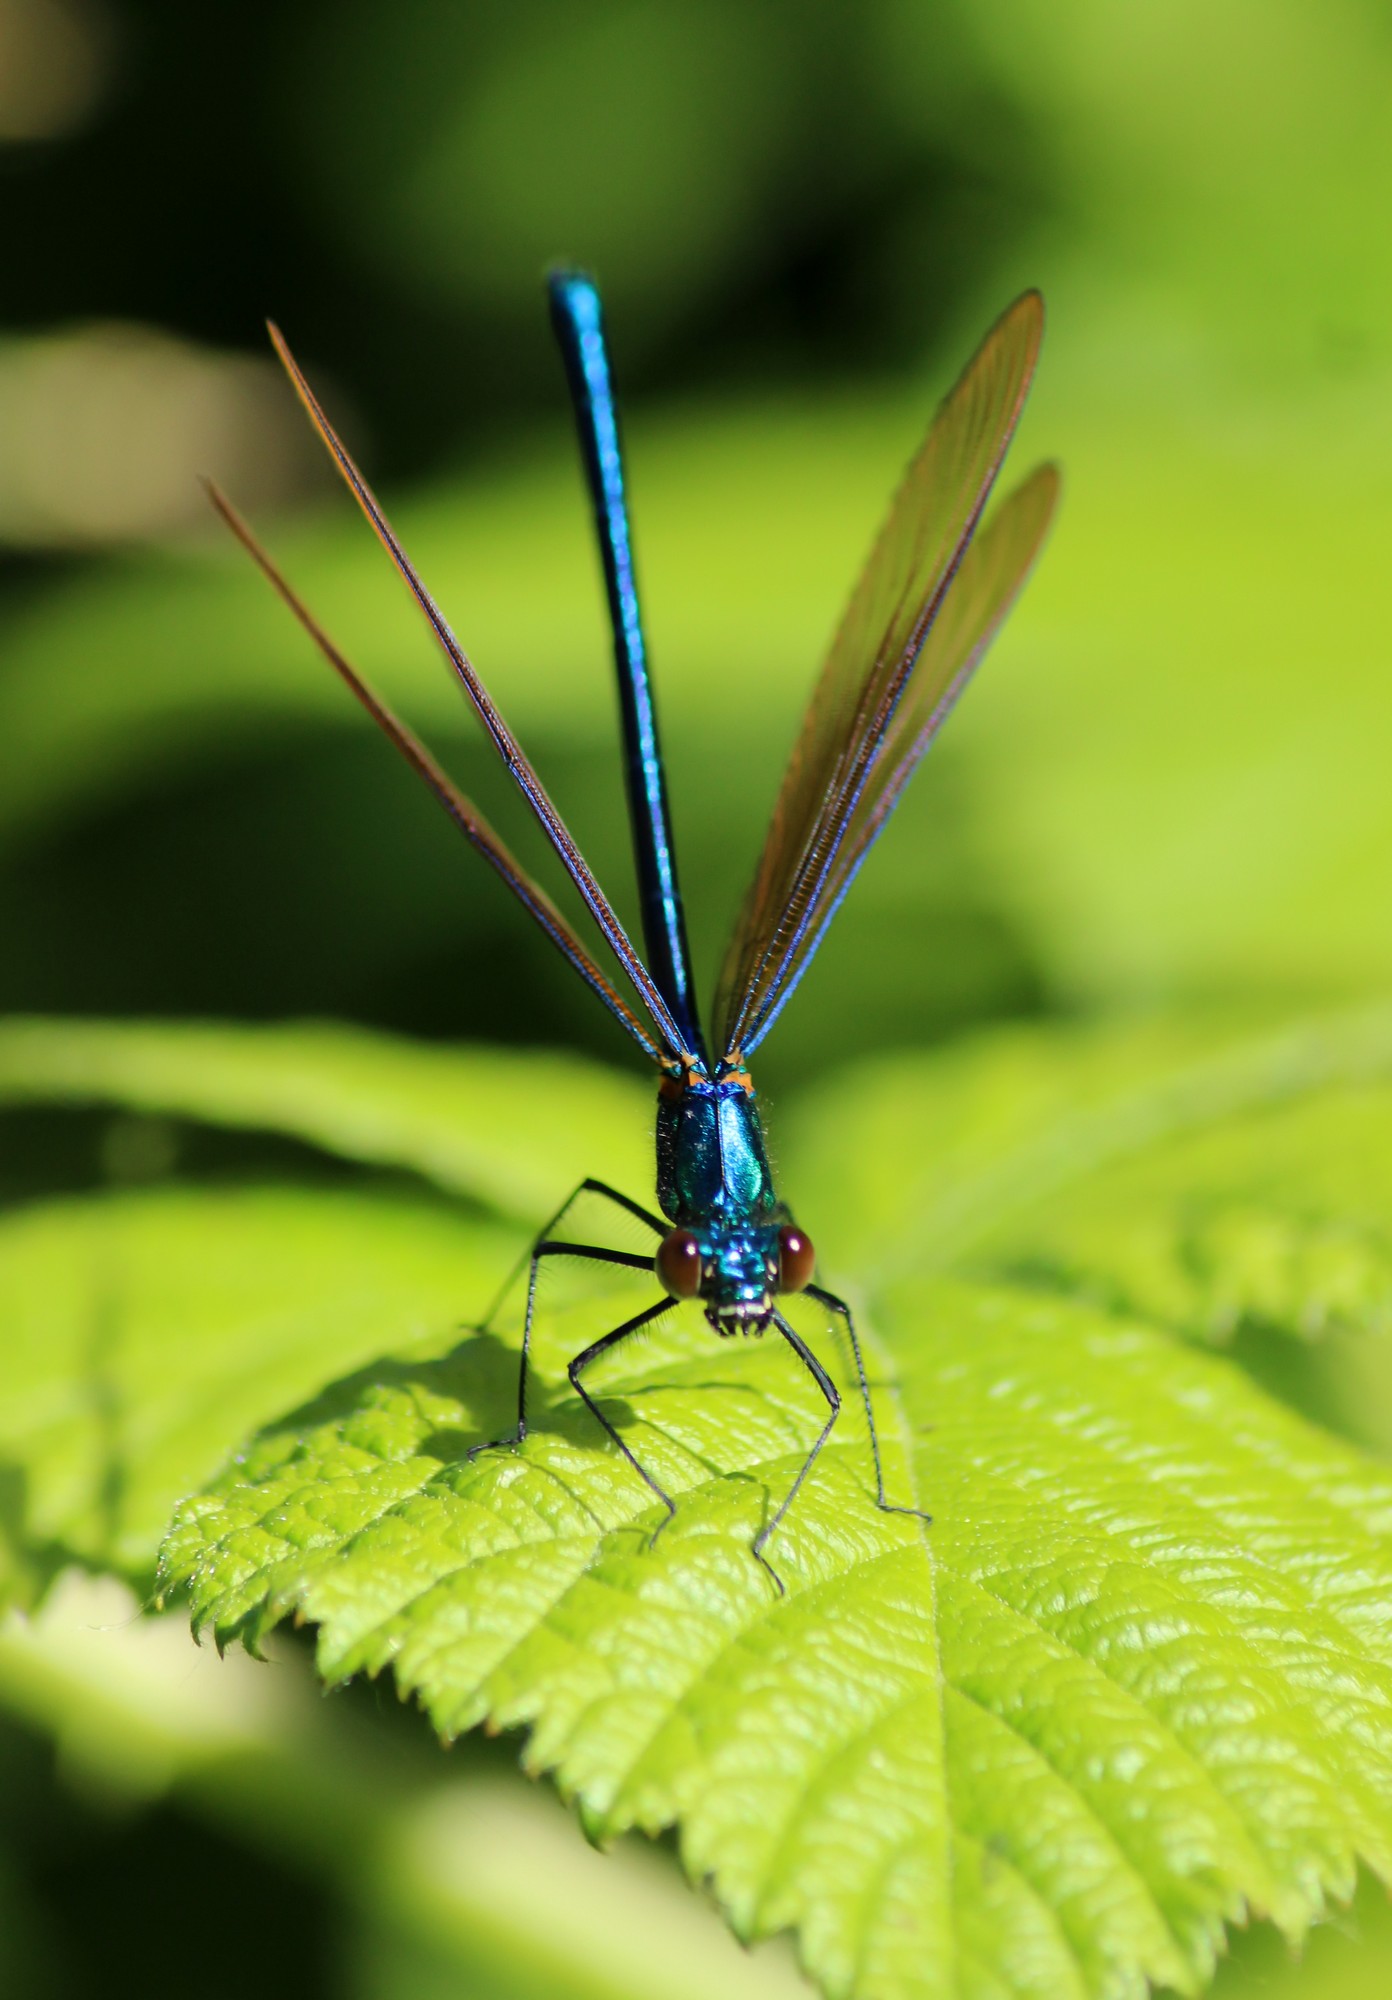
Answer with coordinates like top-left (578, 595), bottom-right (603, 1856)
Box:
top-left (777, 1225), bottom-right (815, 1293)
top-left (656, 1229), bottom-right (703, 1299)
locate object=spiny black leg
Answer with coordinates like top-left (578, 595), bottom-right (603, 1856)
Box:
top-left (806, 1282), bottom-right (930, 1524)
top-left (468, 1239), bottom-right (656, 1459)
top-left (568, 1297), bottom-right (679, 1532)
top-left (473, 1173), bottom-right (661, 1452)
top-left (577, 1179), bottom-right (667, 1236)
top-left (482, 1177), bottom-right (665, 1334)
top-left (753, 1311), bottom-right (842, 1596)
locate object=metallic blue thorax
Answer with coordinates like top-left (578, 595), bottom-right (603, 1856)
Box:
top-left (656, 1066), bottom-right (784, 1330)
top-left (656, 1068), bottom-right (776, 1226)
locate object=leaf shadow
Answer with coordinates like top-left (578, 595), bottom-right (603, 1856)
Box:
top-left (0, 1458), bottom-right (117, 1607)
top-left (243, 1321), bottom-right (668, 1470)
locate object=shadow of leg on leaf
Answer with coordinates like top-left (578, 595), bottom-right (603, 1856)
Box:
top-left (240, 1325), bottom-right (664, 1473)
top-left (246, 1325), bottom-right (522, 1453)
top-left (202, 1307), bottom-right (845, 1588)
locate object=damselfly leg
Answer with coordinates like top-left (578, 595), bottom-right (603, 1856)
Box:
top-left (471, 1181), bottom-right (927, 1595)
top-left (471, 1179), bottom-right (680, 1545)
top-left (805, 1282), bottom-right (932, 1526)
top-left (754, 1312), bottom-right (842, 1595)
top-left (472, 1176), bottom-right (664, 1450)
top-left (566, 1299), bottom-right (680, 1537)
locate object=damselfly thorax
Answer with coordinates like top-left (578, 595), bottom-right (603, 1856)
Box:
top-left (653, 1058), bottom-right (814, 1335)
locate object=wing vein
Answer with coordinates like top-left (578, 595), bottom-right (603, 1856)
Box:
top-left (268, 323), bottom-right (686, 1062)
top-left (205, 483), bottom-right (667, 1062)
top-left (716, 292), bottom-right (1054, 1059)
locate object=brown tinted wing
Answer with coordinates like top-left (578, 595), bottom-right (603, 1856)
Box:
top-left (206, 483), bottom-right (669, 1064)
top-left (715, 291), bottom-right (1045, 1058)
top-left (740, 461), bottom-right (1059, 1050)
top-left (267, 324), bottom-right (687, 1063)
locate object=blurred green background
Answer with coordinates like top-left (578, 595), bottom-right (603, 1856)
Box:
top-left (3, 0), bottom-right (1392, 1994)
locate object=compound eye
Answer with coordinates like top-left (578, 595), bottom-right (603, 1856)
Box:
top-left (777, 1225), bottom-right (815, 1293)
top-left (656, 1228), bottom-right (703, 1299)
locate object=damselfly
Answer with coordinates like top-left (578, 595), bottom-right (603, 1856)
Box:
top-left (209, 273), bottom-right (1057, 1591)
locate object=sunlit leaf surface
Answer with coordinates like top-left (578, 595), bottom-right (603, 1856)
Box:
top-left (0, 1185), bottom-right (515, 1598)
top-left (6, 1010), bottom-right (1392, 1998)
top-left (160, 1262), bottom-right (1392, 2000)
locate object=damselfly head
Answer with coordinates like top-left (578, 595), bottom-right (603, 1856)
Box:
top-left (655, 1220), bottom-right (816, 1333)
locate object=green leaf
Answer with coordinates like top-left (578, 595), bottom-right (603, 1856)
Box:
top-left (0, 1015), bottom-right (648, 1222)
top-left (0, 1572), bottom-right (811, 2000)
top-left (9, 1008), bottom-right (1392, 1998)
top-left (158, 1261), bottom-right (1392, 2000)
top-left (786, 1004), bottom-right (1392, 1346)
top-left (0, 1182), bottom-right (514, 1602)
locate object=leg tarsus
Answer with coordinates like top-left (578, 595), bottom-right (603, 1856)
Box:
top-left (470, 1219), bottom-right (657, 1463)
top-left (805, 1282), bottom-right (930, 1524)
top-left (647, 1494), bottom-right (679, 1549)
top-left (752, 1543), bottom-right (786, 1598)
top-left (467, 1422), bottom-right (525, 1461)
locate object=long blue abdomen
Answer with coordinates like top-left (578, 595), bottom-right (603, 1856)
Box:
top-left (548, 270), bottom-right (705, 1061)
